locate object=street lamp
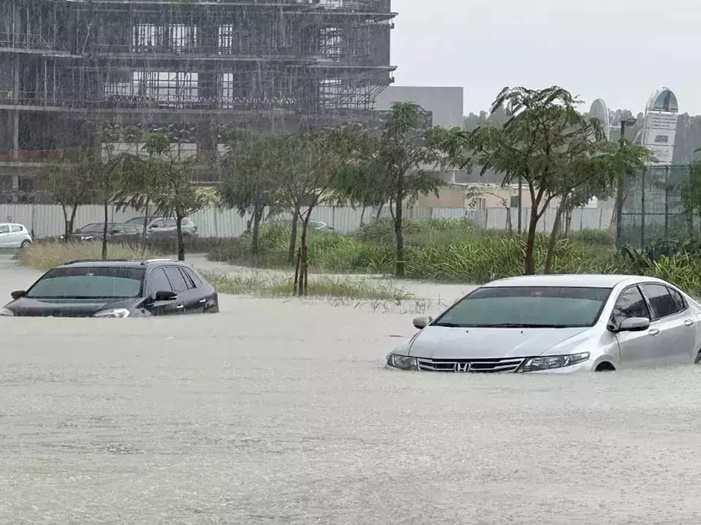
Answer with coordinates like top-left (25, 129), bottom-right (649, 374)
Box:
top-left (620, 117), bottom-right (637, 145)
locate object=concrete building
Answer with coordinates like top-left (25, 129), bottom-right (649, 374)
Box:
top-left (373, 85), bottom-right (464, 128)
top-left (0, 0), bottom-right (397, 202)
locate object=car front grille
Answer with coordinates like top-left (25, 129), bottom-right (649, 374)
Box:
top-left (416, 357), bottom-right (525, 374)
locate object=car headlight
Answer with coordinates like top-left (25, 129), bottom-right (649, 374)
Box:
top-left (93, 308), bottom-right (131, 318)
top-left (386, 353), bottom-right (418, 371)
top-left (0, 307), bottom-right (14, 317)
top-left (520, 352), bottom-right (590, 373)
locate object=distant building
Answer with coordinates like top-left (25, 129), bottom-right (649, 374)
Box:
top-left (373, 86), bottom-right (464, 128)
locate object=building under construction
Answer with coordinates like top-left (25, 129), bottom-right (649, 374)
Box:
top-left (0, 0), bottom-right (396, 201)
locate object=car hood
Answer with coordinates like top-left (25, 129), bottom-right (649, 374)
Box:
top-left (5, 297), bottom-right (142, 318)
top-left (408, 326), bottom-right (593, 359)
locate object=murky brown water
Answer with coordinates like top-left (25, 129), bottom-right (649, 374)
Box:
top-left (2, 257), bottom-right (701, 524)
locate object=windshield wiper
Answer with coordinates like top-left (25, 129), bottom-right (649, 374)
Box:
top-left (434, 322), bottom-right (466, 328)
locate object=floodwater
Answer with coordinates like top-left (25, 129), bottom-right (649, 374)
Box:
top-left (2, 256), bottom-right (701, 524)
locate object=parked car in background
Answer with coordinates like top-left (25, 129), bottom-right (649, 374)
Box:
top-left (63, 223), bottom-right (142, 242)
top-left (126, 216), bottom-right (199, 239)
top-left (0, 223), bottom-right (32, 248)
top-left (0, 259), bottom-right (219, 318)
top-left (387, 274), bottom-right (701, 374)
top-left (310, 221), bottom-right (334, 233)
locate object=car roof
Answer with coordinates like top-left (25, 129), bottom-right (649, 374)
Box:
top-left (55, 259), bottom-right (188, 269)
top-left (482, 274), bottom-right (668, 289)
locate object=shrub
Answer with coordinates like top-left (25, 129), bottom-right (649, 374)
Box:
top-left (17, 241), bottom-right (151, 272)
top-left (201, 270), bottom-right (412, 301)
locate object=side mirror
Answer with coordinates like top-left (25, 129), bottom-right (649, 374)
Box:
top-left (617, 317), bottom-right (651, 333)
top-left (11, 290), bottom-right (26, 300)
top-left (413, 316), bottom-right (432, 330)
top-left (110, 229), bottom-right (120, 235)
top-left (153, 290), bottom-right (177, 302)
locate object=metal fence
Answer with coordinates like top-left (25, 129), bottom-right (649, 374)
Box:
top-left (618, 165), bottom-right (692, 248)
top-left (0, 204), bottom-right (615, 239)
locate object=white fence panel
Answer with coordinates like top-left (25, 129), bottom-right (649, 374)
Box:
top-left (0, 204), bottom-right (616, 239)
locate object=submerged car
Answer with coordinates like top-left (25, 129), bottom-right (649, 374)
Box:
top-left (0, 259), bottom-right (219, 318)
top-left (125, 216), bottom-right (199, 239)
top-left (386, 275), bottom-right (701, 374)
top-left (63, 222), bottom-right (142, 242)
top-left (0, 223), bottom-right (32, 248)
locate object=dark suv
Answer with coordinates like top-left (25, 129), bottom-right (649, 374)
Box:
top-left (0, 259), bottom-right (219, 318)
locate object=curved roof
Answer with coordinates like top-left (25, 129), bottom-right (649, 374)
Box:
top-left (646, 87), bottom-right (679, 113)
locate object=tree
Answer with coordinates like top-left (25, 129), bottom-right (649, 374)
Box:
top-left (471, 86), bottom-right (649, 275)
top-left (371, 102), bottom-right (446, 277)
top-left (35, 147), bottom-right (97, 240)
top-left (219, 135), bottom-right (281, 256)
top-left (465, 185), bottom-right (513, 234)
top-left (95, 143), bottom-right (127, 259)
top-left (118, 131), bottom-right (213, 261)
top-left (273, 128), bottom-right (366, 295)
top-left (332, 163), bottom-right (386, 226)
top-left (681, 161), bottom-right (701, 233)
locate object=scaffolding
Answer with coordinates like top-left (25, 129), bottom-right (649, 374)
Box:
top-left (0, 0), bottom-right (396, 200)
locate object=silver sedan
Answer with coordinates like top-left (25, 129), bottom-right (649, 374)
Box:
top-left (386, 275), bottom-right (701, 374)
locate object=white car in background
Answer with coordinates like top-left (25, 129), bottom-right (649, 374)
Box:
top-left (0, 223), bottom-right (32, 248)
top-left (387, 274), bottom-right (701, 374)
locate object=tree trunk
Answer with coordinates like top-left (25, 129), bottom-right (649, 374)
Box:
top-left (251, 205), bottom-right (264, 256)
top-left (101, 201), bottom-right (109, 260)
top-left (545, 200), bottom-right (568, 274)
top-left (524, 207), bottom-right (539, 275)
top-left (394, 195), bottom-right (405, 278)
top-left (61, 205), bottom-right (70, 241)
top-left (376, 203), bottom-right (384, 220)
top-left (287, 206), bottom-right (300, 265)
top-left (294, 213), bottom-right (312, 296)
top-left (142, 202), bottom-right (150, 240)
top-left (176, 214), bottom-right (185, 261)
top-left (360, 205), bottom-right (367, 226)
top-left (69, 205), bottom-right (78, 241)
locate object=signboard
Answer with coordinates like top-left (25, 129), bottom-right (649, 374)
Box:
top-left (642, 88), bottom-right (679, 166)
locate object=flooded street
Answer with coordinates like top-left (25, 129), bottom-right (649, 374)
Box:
top-left (2, 256), bottom-right (701, 524)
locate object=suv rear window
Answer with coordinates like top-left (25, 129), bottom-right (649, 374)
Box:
top-left (26, 267), bottom-right (145, 299)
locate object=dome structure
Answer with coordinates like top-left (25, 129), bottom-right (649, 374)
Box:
top-left (646, 88), bottom-right (679, 113)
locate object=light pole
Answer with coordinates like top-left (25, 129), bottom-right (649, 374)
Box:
top-left (615, 117), bottom-right (638, 246)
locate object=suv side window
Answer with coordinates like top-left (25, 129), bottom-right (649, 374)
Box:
top-left (668, 287), bottom-right (687, 312)
top-left (164, 266), bottom-right (189, 293)
top-left (641, 284), bottom-right (681, 320)
top-left (612, 286), bottom-right (650, 325)
top-left (149, 268), bottom-right (173, 294)
top-left (183, 268), bottom-right (203, 287)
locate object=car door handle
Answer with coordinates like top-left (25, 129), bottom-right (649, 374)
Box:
top-left (198, 299), bottom-right (206, 304)
top-left (648, 328), bottom-right (661, 336)
top-left (685, 319), bottom-right (695, 327)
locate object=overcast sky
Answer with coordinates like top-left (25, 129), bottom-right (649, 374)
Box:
top-left (391, 0), bottom-right (701, 115)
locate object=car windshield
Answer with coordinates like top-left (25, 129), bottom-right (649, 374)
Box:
top-left (26, 267), bottom-right (145, 299)
top-left (433, 286), bottom-right (613, 328)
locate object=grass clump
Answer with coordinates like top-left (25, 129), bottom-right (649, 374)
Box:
top-left (201, 270), bottom-right (412, 301)
top-left (17, 241), bottom-right (152, 272)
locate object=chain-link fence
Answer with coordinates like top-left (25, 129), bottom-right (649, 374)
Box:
top-left (618, 165), bottom-right (692, 248)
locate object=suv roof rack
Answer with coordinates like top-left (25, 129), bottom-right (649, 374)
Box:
top-left (64, 259), bottom-right (129, 265)
top-left (141, 258), bottom-right (173, 265)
